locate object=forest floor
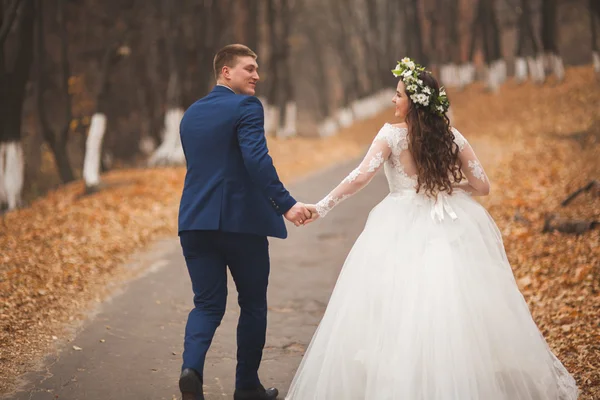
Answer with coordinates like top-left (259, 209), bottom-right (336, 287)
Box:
top-left (1, 65), bottom-right (598, 398)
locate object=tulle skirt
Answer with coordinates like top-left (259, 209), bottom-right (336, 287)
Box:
top-left (286, 190), bottom-right (578, 400)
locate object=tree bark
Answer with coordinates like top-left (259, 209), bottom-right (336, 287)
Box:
top-left (333, 0), bottom-right (366, 99)
top-left (410, 0), bottom-right (426, 65)
top-left (82, 42), bottom-right (124, 191)
top-left (541, 0), bottom-right (558, 54)
top-left (0, 0), bottom-right (35, 210)
top-left (245, 0), bottom-right (259, 55)
top-left (148, 0), bottom-right (185, 166)
top-left (278, 0), bottom-right (297, 137)
top-left (591, 0), bottom-right (600, 73)
top-left (541, 0), bottom-right (563, 80)
top-left (35, 0), bottom-right (74, 184)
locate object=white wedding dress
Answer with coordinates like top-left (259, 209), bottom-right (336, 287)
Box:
top-left (286, 123), bottom-right (578, 400)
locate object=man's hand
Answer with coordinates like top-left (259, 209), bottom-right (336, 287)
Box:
top-left (284, 202), bottom-right (312, 227)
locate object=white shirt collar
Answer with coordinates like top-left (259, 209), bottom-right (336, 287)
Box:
top-left (216, 84), bottom-right (236, 94)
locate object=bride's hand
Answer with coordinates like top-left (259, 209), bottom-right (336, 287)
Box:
top-left (303, 204), bottom-right (320, 225)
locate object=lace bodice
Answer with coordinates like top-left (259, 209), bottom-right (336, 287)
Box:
top-left (315, 123), bottom-right (489, 218)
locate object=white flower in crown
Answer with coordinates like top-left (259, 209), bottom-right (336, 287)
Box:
top-left (407, 84), bottom-right (418, 92)
top-left (423, 86), bottom-right (431, 95)
top-left (437, 105), bottom-right (444, 113)
top-left (440, 88), bottom-right (447, 96)
top-left (400, 57), bottom-right (415, 70)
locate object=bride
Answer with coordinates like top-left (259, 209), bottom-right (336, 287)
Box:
top-left (286, 58), bottom-right (578, 400)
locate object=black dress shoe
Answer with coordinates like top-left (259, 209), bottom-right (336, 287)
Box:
top-left (179, 368), bottom-right (204, 400)
top-left (233, 384), bottom-right (279, 400)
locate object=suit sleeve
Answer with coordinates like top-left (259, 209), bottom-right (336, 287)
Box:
top-left (236, 96), bottom-right (297, 215)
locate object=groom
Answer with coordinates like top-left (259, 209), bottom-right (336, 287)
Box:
top-left (177, 44), bottom-right (311, 400)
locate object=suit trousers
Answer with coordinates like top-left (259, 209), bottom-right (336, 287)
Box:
top-left (179, 230), bottom-right (270, 389)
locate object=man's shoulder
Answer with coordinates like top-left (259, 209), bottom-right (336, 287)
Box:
top-left (237, 95), bottom-right (262, 106)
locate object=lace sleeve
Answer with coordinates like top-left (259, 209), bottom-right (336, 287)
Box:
top-left (452, 127), bottom-right (491, 196)
top-left (315, 125), bottom-right (396, 217)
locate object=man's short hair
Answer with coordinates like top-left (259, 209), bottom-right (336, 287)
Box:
top-left (213, 44), bottom-right (257, 80)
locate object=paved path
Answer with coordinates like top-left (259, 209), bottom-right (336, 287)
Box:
top-left (7, 158), bottom-right (388, 400)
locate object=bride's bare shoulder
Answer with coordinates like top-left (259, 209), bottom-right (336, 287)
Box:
top-left (389, 122), bottom-right (408, 130)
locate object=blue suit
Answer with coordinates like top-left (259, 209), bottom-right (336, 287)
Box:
top-left (178, 85), bottom-right (296, 390)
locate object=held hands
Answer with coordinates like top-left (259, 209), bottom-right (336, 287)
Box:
top-left (284, 202), bottom-right (319, 227)
top-left (304, 204), bottom-right (320, 224)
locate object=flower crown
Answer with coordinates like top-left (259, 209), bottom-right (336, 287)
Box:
top-left (391, 57), bottom-right (450, 116)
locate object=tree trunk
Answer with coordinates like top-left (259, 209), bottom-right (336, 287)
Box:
top-left (409, 0), bottom-right (426, 65)
top-left (36, 0), bottom-right (74, 184)
top-left (276, 0), bottom-right (297, 138)
top-left (0, 0), bottom-right (35, 210)
top-left (541, 0), bottom-right (563, 81)
top-left (591, 0), bottom-right (600, 73)
top-left (245, 0), bottom-right (260, 55)
top-left (333, 0), bottom-right (365, 100)
top-left (306, 23), bottom-right (337, 137)
top-left (264, 0), bottom-right (280, 136)
top-left (82, 113), bottom-right (106, 191)
top-left (149, 0), bottom-right (185, 166)
top-left (82, 43), bottom-right (124, 191)
top-left (330, 0), bottom-right (360, 125)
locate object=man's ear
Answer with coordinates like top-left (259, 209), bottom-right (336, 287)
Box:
top-left (221, 65), bottom-right (230, 80)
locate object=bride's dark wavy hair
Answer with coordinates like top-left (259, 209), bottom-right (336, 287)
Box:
top-left (404, 71), bottom-right (464, 197)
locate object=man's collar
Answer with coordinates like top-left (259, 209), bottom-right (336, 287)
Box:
top-left (216, 84), bottom-right (236, 94)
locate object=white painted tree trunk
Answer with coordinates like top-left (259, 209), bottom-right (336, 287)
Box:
top-left (351, 98), bottom-right (366, 121)
top-left (83, 113), bottom-right (107, 190)
top-left (378, 88), bottom-right (395, 110)
top-left (441, 64), bottom-right (461, 88)
top-left (459, 63), bottom-right (476, 87)
top-left (336, 107), bottom-right (354, 128)
top-left (552, 54), bottom-right (565, 82)
top-left (534, 54), bottom-right (546, 84)
top-left (515, 57), bottom-right (528, 83)
top-left (0, 141), bottom-right (24, 210)
top-left (278, 101), bottom-right (298, 138)
top-left (139, 136), bottom-right (156, 156)
top-left (148, 107), bottom-right (185, 166)
top-left (486, 63), bottom-right (500, 93)
top-left (440, 64), bottom-right (449, 87)
top-left (317, 117), bottom-right (338, 137)
top-left (594, 51), bottom-right (600, 73)
top-left (264, 104), bottom-right (279, 137)
top-left (447, 63), bottom-right (461, 88)
top-left (496, 59), bottom-right (507, 84)
top-left (526, 57), bottom-right (538, 82)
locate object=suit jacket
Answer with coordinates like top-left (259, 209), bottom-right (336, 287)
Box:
top-left (178, 85), bottom-right (296, 239)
